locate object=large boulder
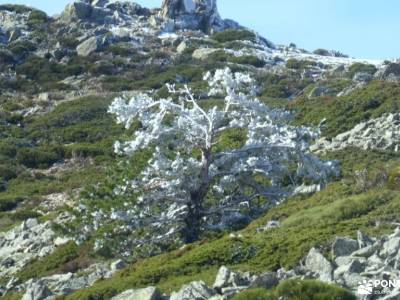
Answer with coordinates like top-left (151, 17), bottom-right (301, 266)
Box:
top-left (111, 287), bottom-right (161, 300)
top-left (60, 1), bottom-right (92, 23)
top-left (305, 248), bottom-right (333, 282)
top-left (376, 62), bottom-right (400, 82)
top-left (380, 237), bottom-right (400, 258)
top-left (331, 237), bottom-right (359, 258)
top-left (160, 0), bottom-right (239, 32)
top-left (76, 36), bottom-right (103, 56)
top-left (170, 281), bottom-right (215, 300)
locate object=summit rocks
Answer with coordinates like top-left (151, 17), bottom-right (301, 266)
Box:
top-left (160, 0), bottom-right (240, 32)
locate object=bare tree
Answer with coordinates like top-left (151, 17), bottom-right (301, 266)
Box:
top-left (109, 68), bottom-right (338, 243)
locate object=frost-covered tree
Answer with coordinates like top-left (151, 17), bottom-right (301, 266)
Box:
top-left (109, 68), bottom-right (338, 243)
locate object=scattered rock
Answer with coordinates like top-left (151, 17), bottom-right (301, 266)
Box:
top-left (192, 48), bottom-right (218, 60)
top-left (110, 259), bottom-right (126, 272)
top-left (54, 237), bottom-right (71, 247)
top-left (353, 72), bottom-right (373, 83)
top-left (311, 113), bottom-right (400, 153)
top-left (170, 281), bottom-right (215, 300)
top-left (111, 286), bottom-right (161, 300)
top-left (305, 248), bottom-right (333, 282)
top-left (256, 220), bottom-right (280, 232)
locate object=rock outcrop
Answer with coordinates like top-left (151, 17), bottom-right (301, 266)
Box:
top-left (0, 219), bottom-right (56, 278)
top-left (311, 113), bottom-right (400, 153)
top-left (160, 0), bottom-right (239, 32)
top-left (60, 0), bottom-right (150, 24)
top-left (16, 260), bottom-right (125, 300)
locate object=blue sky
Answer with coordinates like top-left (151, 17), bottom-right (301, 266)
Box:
top-left (1, 0), bottom-right (399, 59)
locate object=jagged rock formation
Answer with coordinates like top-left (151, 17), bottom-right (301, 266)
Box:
top-left (160, 0), bottom-right (240, 32)
top-left (59, 0), bottom-right (150, 24)
top-left (0, 219), bottom-right (56, 278)
top-left (17, 261), bottom-right (124, 300)
top-left (312, 113), bottom-right (400, 153)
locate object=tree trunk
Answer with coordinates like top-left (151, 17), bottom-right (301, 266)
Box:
top-left (183, 149), bottom-right (211, 243)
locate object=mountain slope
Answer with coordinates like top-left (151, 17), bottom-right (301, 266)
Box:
top-left (0, 1), bottom-right (399, 299)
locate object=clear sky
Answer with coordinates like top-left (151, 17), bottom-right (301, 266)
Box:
top-left (1, 0), bottom-right (399, 59)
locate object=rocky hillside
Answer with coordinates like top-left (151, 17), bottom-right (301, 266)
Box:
top-left (0, 0), bottom-right (399, 299)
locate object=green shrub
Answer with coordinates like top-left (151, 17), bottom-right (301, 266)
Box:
top-left (233, 280), bottom-right (356, 300)
top-left (0, 4), bottom-right (33, 14)
top-left (9, 40), bottom-right (37, 57)
top-left (17, 241), bottom-right (81, 282)
top-left (229, 55), bottom-right (266, 68)
top-left (0, 164), bottom-right (18, 181)
top-left (388, 166), bottom-right (400, 190)
top-left (348, 63), bottom-right (377, 78)
top-left (274, 279), bottom-right (356, 300)
top-left (286, 59), bottom-right (316, 70)
top-left (59, 36), bottom-right (80, 49)
top-left (105, 44), bottom-right (135, 56)
top-left (0, 196), bottom-right (24, 211)
top-left (291, 80), bottom-right (400, 138)
top-left (212, 30), bottom-right (256, 43)
top-left (16, 57), bottom-right (84, 83)
top-left (313, 49), bottom-right (331, 56)
top-left (16, 147), bottom-right (62, 168)
top-left (27, 10), bottom-right (48, 26)
top-left (0, 142), bottom-right (17, 158)
top-left (232, 288), bottom-right (273, 300)
top-left (0, 50), bottom-right (15, 65)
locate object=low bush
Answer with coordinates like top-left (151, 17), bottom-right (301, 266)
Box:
top-left (275, 279), bottom-right (356, 299)
top-left (17, 241), bottom-right (81, 282)
top-left (229, 55), bottom-right (266, 68)
top-left (286, 59), bottom-right (316, 70)
top-left (16, 147), bottom-right (63, 169)
top-left (348, 63), bottom-right (377, 78)
top-left (27, 10), bottom-right (48, 26)
top-left (212, 30), bottom-right (257, 43)
top-left (313, 48), bottom-right (331, 56)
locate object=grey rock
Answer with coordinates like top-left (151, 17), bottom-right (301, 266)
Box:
top-left (76, 36), bottom-right (103, 56)
top-left (110, 259), bottom-right (126, 272)
top-left (160, 0), bottom-right (240, 33)
top-left (170, 281), bottom-right (215, 300)
top-left (334, 259), bottom-right (366, 279)
top-left (353, 72), bottom-right (373, 83)
top-left (213, 266), bottom-right (231, 290)
top-left (308, 86), bottom-right (331, 99)
top-left (177, 41), bottom-right (188, 54)
top-left (376, 63), bottom-right (400, 82)
top-left (381, 237), bottom-right (400, 258)
top-left (249, 272), bottom-right (279, 289)
top-left (192, 48), bottom-right (218, 60)
top-left (60, 1), bottom-right (92, 23)
top-left (111, 286), bottom-right (161, 300)
top-left (305, 248), bottom-right (333, 282)
top-left (22, 281), bottom-right (52, 300)
top-left (312, 113), bottom-right (400, 153)
top-left (357, 231), bottom-right (374, 248)
top-left (352, 245), bottom-right (377, 258)
top-left (331, 237), bottom-right (359, 258)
